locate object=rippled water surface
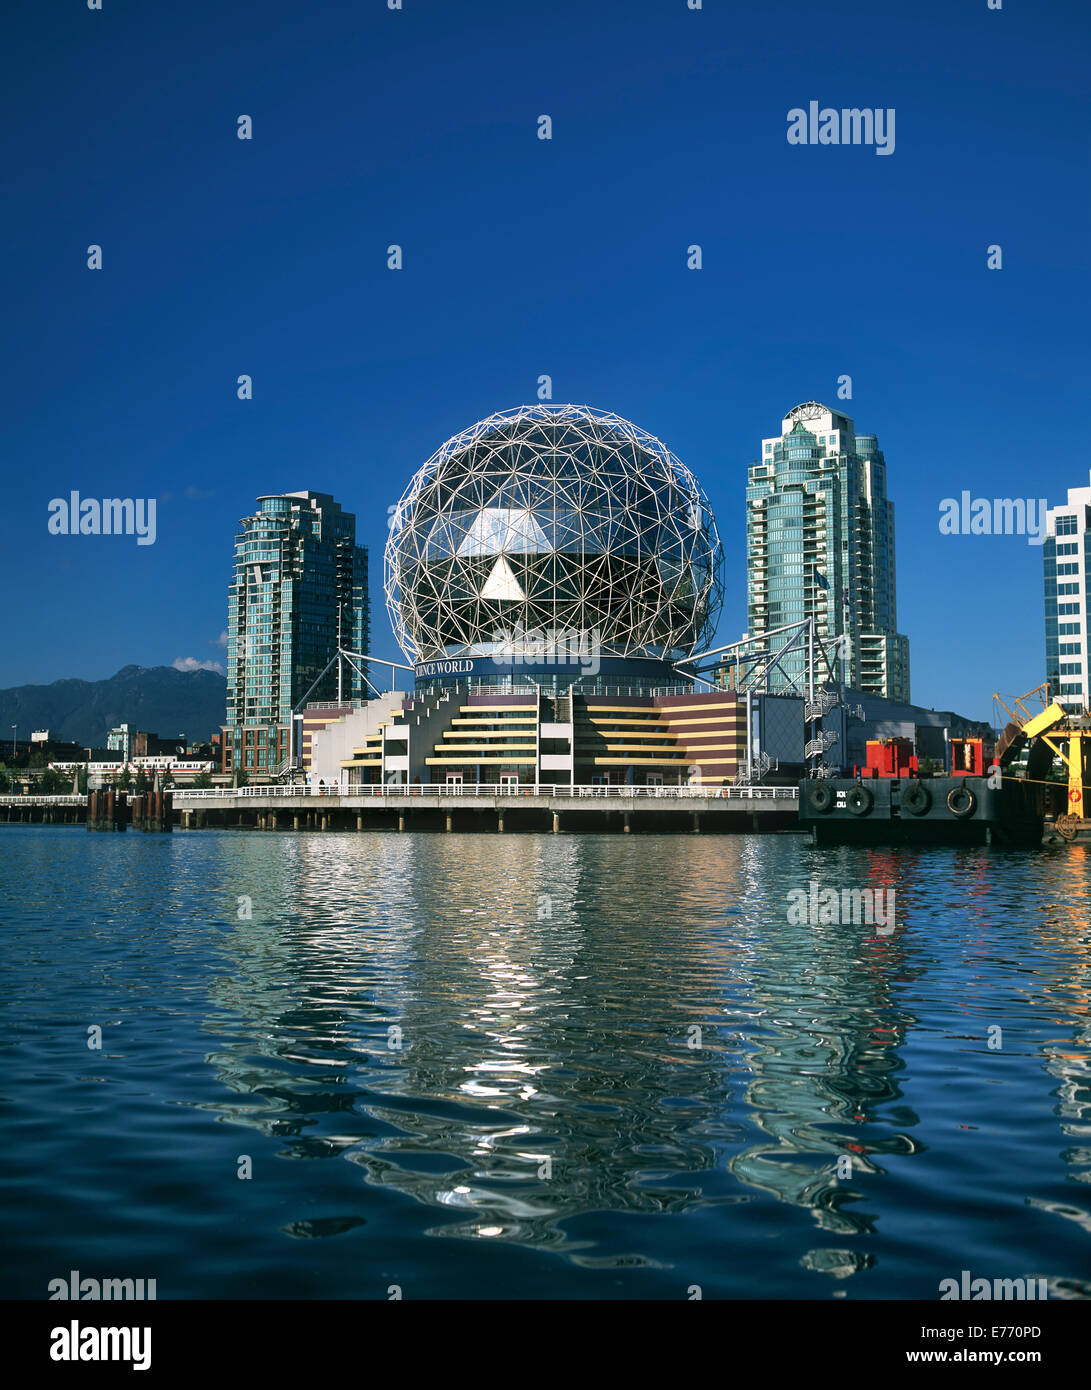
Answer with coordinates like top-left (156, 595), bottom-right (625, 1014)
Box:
top-left (2, 825), bottom-right (1091, 1299)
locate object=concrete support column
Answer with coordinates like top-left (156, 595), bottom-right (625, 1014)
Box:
top-left (320, 814), bottom-right (328, 831)
top-left (751, 813), bottom-right (760, 832)
top-left (692, 812), bottom-right (701, 834)
top-left (445, 813), bottom-right (453, 833)
top-left (397, 813), bottom-right (405, 832)
top-left (293, 814), bottom-right (300, 830)
top-left (552, 812), bottom-right (560, 833)
top-left (356, 814), bottom-right (364, 831)
top-left (497, 812), bottom-right (504, 834)
top-left (268, 812), bottom-right (277, 831)
top-left (623, 812), bottom-right (631, 833)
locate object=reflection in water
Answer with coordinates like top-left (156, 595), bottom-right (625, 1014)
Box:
top-left (202, 836), bottom-right (932, 1271)
top-left (3, 828), bottom-right (1091, 1298)
top-left (729, 848), bottom-right (922, 1241)
top-left (1024, 848), bottom-right (1091, 1293)
top-left (207, 837), bottom-right (760, 1259)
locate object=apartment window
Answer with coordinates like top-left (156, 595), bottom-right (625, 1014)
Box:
top-left (1060, 663), bottom-right (1082, 675)
top-left (1058, 583), bottom-right (1079, 595)
top-left (1059, 643), bottom-right (1082, 656)
top-left (1058, 603), bottom-right (1080, 615)
top-left (1057, 563), bottom-right (1080, 576)
top-left (1057, 542), bottom-right (1079, 556)
top-left (1056, 516), bottom-right (1078, 535)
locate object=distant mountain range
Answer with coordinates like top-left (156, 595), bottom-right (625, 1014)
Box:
top-left (0, 665), bottom-right (227, 747)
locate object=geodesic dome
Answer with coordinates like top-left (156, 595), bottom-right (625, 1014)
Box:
top-left (384, 404), bottom-right (723, 663)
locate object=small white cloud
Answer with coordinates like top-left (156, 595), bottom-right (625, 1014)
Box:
top-left (173, 656), bottom-right (225, 674)
top-left (210, 631), bottom-right (228, 649)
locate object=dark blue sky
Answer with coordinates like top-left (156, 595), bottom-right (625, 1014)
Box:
top-left (3, 0), bottom-right (1088, 720)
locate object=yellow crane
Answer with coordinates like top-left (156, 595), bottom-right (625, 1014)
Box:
top-left (994, 684), bottom-right (1091, 841)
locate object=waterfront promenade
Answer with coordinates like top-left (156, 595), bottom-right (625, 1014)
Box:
top-left (171, 783), bottom-right (799, 833)
top-left (0, 785), bottom-right (799, 833)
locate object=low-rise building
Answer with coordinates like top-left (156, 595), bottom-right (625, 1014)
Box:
top-left (839, 692), bottom-right (992, 773)
top-left (106, 724), bottom-right (131, 761)
top-left (307, 687), bottom-right (748, 790)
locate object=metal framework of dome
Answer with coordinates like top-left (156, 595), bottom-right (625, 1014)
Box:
top-left (384, 404), bottom-right (724, 664)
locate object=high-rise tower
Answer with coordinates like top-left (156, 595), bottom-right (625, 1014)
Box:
top-left (745, 402), bottom-right (909, 700)
top-left (1044, 473), bottom-right (1091, 712)
top-left (222, 491), bottom-right (368, 776)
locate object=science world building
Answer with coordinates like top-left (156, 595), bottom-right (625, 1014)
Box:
top-left (384, 404), bottom-right (723, 696)
top-left (306, 405), bottom-right (752, 789)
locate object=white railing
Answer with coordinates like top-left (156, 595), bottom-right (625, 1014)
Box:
top-left (172, 783), bottom-right (798, 802)
top-left (0, 795), bottom-right (86, 806)
top-left (553, 785), bottom-right (796, 800)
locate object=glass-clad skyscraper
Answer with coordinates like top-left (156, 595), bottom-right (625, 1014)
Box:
top-left (1044, 474), bottom-right (1091, 712)
top-left (223, 491), bottom-right (368, 776)
top-left (745, 402), bottom-right (909, 700)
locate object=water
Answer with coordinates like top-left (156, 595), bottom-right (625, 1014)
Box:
top-left (2, 825), bottom-right (1090, 1300)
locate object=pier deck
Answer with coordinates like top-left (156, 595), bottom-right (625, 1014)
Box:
top-left (171, 783), bottom-right (799, 833)
top-left (0, 786), bottom-right (800, 833)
